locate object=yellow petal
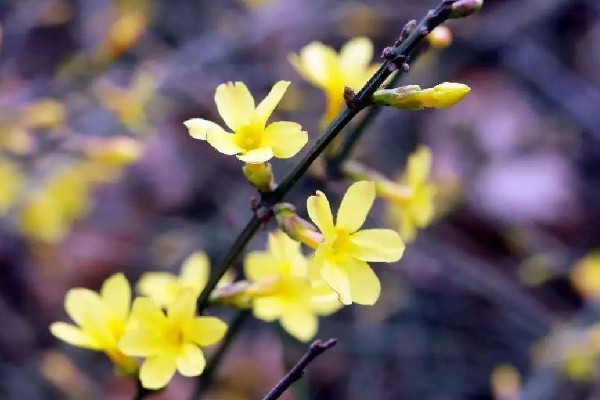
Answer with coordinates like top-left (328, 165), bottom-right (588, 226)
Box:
top-left (280, 308), bottom-right (318, 342)
top-left (307, 191), bottom-right (334, 237)
top-left (350, 229), bottom-right (405, 262)
top-left (128, 297), bottom-right (167, 331)
top-left (118, 328), bottom-right (166, 357)
top-left (253, 297), bottom-right (283, 321)
top-left (185, 316), bottom-right (227, 347)
top-left (100, 273), bottom-right (131, 323)
top-left (336, 181), bottom-right (375, 233)
top-left (405, 146), bottom-right (432, 187)
top-left (244, 252), bottom-right (280, 281)
top-left (399, 209), bottom-right (417, 242)
top-left (310, 282), bottom-right (343, 316)
top-left (320, 262), bottom-right (351, 305)
top-left (140, 355), bottom-right (177, 390)
top-left (342, 259), bottom-right (380, 305)
top-left (65, 288), bottom-right (103, 327)
top-left (183, 118), bottom-right (225, 141)
top-left (214, 82), bottom-right (255, 131)
top-left (236, 147), bottom-right (273, 163)
top-left (50, 322), bottom-right (101, 349)
top-left (167, 289), bottom-right (196, 323)
top-left (136, 273), bottom-right (179, 307)
top-left (206, 130), bottom-right (243, 155)
top-left (176, 344), bottom-right (206, 377)
top-left (289, 42), bottom-right (339, 89)
top-left (254, 81), bottom-right (290, 128)
top-left (179, 252), bottom-right (210, 294)
top-left (339, 37), bottom-right (373, 85)
top-left (263, 121), bottom-right (308, 159)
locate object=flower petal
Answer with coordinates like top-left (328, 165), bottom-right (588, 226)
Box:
top-left (50, 322), bottom-right (101, 349)
top-left (320, 261), bottom-right (351, 305)
top-left (65, 288), bottom-right (103, 328)
top-left (244, 252), bottom-right (280, 282)
top-left (340, 37), bottom-right (374, 87)
top-left (236, 147), bottom-right (273, 163)
top-left (167, 289), bottom-right (196, 323)
top-left (254, 81), bottom-right (290, 128)
top-left (136, 273), bottom-right (179, 307)
top-left (179, 252), bottom-right (210, 295)
top-left (405, 146), bottom-right (432, 187)
top-left (100, 273), bottom-right (130, 324)
top-left (342, 259), bottom-right (380, 305)
top-left (349, 229), bottom-right (405, 262)
top-left (140, 355), bottom-right (177, 390)
top-left (118, 328), bottom-right (166, 357)
top-left (336, 181), bottom-right (375, 233)
top-left (186, 316), bottom-right (227, 347)
top-left (214, 82), bottom-right (255, 131)
top-left (253, 297), bottom-right (283, 321)
top-left (206, 130), bottom-right (243, 156)
top-left (128, 297), bottom-right (167, 331)
top-left (289, 42), bottom-right (339, 89)
top-left (310, 282), bottom-right (343, 316)
top-left (183, 118), bottom-right (224, 141)
top-left (280, 307), bottom-right (318, 342)
top-left (263, 121), bottom-right (308, 159)
top-left (176, 344), bottom-right (206, 377)
top-left (307, 191), bottom-right (334, 237)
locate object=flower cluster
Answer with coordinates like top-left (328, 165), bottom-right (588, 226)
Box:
top-left (51, 253), bottom-right (229, 389)
top-left (51, 26), bottom-right (474, 394)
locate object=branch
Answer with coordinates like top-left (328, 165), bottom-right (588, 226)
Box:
top-left (195, 0), bottom-right (463, 315)
top-left (261, 338), bottom-right (338, 400)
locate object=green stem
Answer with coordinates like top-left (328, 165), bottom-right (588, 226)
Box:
top-left (192, 310), bottom-right (251, 399)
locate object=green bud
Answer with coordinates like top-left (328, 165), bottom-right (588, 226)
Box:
top-left (372, 82), bottom-right (470, 110)
top-left (243, 162), bottom-right (275, 193)
top-left (449, 0), bottom-right (483, 19)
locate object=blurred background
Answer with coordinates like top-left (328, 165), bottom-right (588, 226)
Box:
top-left (1, 0), bottom-right (600, 399)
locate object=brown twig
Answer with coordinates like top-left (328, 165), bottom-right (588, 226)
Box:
top-left (261, 339), bottom-right (338, 400)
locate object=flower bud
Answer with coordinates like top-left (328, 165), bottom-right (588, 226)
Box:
top-left (372, 82), bottom-right (470, 110)
top-left (243, 162), bottom-right (275, 193)
top-left (427, 26), bottom-right (453, 49)
top-left (274, 203), bottom-right (323, 249)
top-left (449, 0), bottom-right (483, 19)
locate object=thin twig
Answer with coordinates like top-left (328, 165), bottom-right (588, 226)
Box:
top-left (261, 339), bottom-right (338, 400)
top-left (192, 310), bottom-right (251, 399)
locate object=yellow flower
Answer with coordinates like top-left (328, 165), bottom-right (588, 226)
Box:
top-left (0, 157), bottom-right (23, 215)
top-left (184, 81), bottom-right (307, 164)
top-left (119, 289), bottom-right (227, 389)
top-left (385, 146), bottom-right (436, 242)
top-left (138, 252), bottom-right (232, 307)
top-left (19, 163), bottom-right (91, 242)
top-left (571, 251), bottom-right (600, 299)
top-left (50, 274), bottom-right (137, 375)
top-left (244, 231), bottom-right (341, 342)
top-left (289, 37), bottom-right (377, 123)
top-left (308, 181), bottom-right (405, 305)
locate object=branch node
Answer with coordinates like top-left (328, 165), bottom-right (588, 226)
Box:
top-left (343, 86), bottom-right (357, 108)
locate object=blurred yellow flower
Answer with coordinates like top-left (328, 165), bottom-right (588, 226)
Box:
top-left (0, 157), bottom-right (23, 215)
top-left (244, 231), bottom-right (341, 341)
top-left (385, 146), bottom-right (436, 242)
top-left (289, 37), bottom-right (377, 124)
top-left (20, 99), bottom-right (66, 131)
top-left (19, 164), bottom-right (91, 243)
top-left (138, 251), bottom-right (233, 308)
top-left (119, 289), bottom-right (227, 389)
top-left (185, 81), bottom-right (307, 164)
top-left (571, 251), bottom-right (600, 299)
top-left (308, 181), bottom-right (404, 305)
top-left (50, 273), bottom-right (138, 375)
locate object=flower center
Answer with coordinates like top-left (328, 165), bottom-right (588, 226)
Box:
top-left (235, 124), bottom-right (262, 151)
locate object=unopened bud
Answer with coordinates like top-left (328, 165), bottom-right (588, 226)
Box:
top-left (243, 162), bottom-right (275, 193)
top-left (427, 26), bottom-right (453, 49)
top-left (372, 82), bottom-right (470, 110)
top-left (449, 0), bottom-right (483, 19)
top-left (274, 203), bottom-right (323, 249)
